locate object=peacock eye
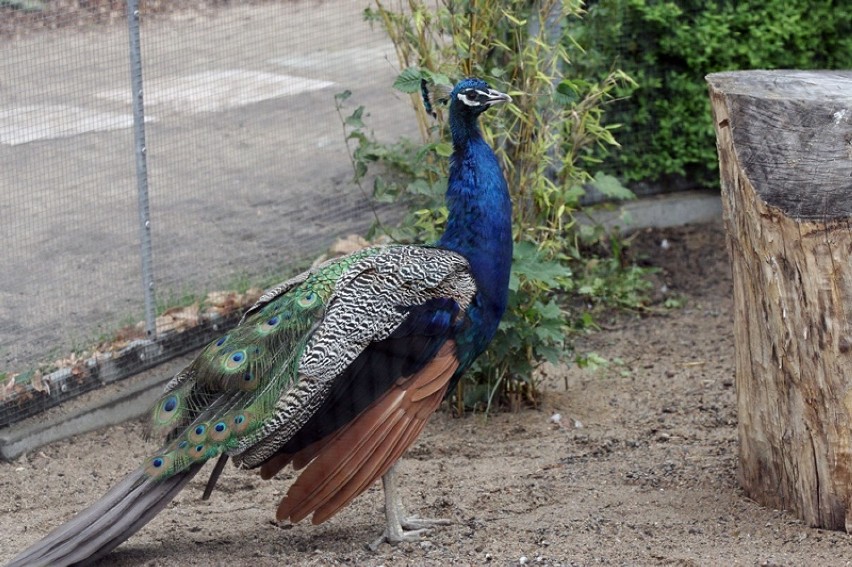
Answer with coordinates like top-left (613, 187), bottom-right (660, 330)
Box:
top-left (465, 91), bottom-right (478, 101)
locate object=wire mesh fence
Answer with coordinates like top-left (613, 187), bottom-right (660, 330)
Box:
top-left (0, 0), bottom-right (415, 425)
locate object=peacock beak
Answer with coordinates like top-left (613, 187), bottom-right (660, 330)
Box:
top-left (484, 88), bottom-right (512, 106)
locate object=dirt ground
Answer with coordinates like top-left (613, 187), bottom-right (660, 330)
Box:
top-left (3, 220), bottom-right (852, 566)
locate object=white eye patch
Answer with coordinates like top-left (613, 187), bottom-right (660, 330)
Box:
top-left (457, 89), bottom-right (489, 107)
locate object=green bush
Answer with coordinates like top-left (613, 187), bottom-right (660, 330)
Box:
top-left (341, 0), bottom-right (651, 412)
top-left (572, 0), bottom-right (852, 187)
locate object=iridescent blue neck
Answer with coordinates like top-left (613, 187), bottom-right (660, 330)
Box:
top-left (437, 111), bottom-right (512, 326)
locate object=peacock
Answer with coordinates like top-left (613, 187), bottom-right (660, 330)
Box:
top-left (7, 77), bottom-right (513, 567)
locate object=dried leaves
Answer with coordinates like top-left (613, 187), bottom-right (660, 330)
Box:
top-left (0, 285), bottom-right (264, 403)
top-left (155, 303), bottom-right (200, 334)
top-left (203, 288), bottom-right (262, 318)
top-left (311, 234), bottom-right (383, 267)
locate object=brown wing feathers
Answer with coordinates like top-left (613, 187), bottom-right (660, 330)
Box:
top-left (267, 340), bottom-right (459, 525)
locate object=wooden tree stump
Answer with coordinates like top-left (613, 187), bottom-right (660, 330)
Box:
top-left (707, 70), bottom-right (852, 530)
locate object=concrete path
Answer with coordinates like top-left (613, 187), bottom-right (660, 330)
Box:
top-left (0, 3), bottom-right (415, 370)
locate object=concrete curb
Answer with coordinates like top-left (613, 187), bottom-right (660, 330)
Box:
top-left (0, 353), bottom-right (197, 461)
top-left (583, 189), bottom-right (722, 233)
top-left (0, 374), bottom-right (165, 461)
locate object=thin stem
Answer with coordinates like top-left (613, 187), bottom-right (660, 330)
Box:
top-left (334, 98), bottom-right (391, 241)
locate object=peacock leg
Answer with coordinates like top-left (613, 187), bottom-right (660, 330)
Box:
top-left (368, 463), bottom-right (451, 550)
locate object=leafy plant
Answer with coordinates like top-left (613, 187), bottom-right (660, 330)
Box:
top-left (570, 0), bottom-right (852, 187)
top-left (340, 0), bottom-right (652, 411)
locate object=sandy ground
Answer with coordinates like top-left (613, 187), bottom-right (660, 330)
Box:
top-left (3, 221), bottom-right (852, 566)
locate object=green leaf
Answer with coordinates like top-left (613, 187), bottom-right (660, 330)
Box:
top-left (511, 241), bottom-right (570, 289)
top-left (393, 67), bottom-right (425, 93)
top-left (576, 352), bottom-right (608, 370)
top-left (535, 325), bottom-right (563, 343)
top-left (353, 160), bottom-right (367, 180)
top-left (346, 130), bottom-right (367, 144)
top-left (345, 106), bottom-right (365, 128)
top-left (554, 80), bottom-right (580, 105)
top-left (508, 272), bottom-right (520, 292)
top-left (536, 345), bottom-right (563, 365)
top-left (406, 179), bottom-right (432, 196)
top-left (562, 185), bottom-right (586, 206)
top-left (536, 299), bottom-right (564, 321)
top-left (422, 69), bottom-right (453, 86)
top-left (435, 142), bottom-right (453, 157)
top-left (590, 172), bottom-right (635, 201)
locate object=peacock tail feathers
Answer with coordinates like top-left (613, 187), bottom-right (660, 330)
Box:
top-left (143, 247), bottom-right (380, 480)
top-left (142, 243), bottom-right (478, 479)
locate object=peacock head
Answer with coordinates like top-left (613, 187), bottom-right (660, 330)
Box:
top-left (422, 77), bottom-right (511, 119)
top-left (450, 78), bottom-right (512, 116)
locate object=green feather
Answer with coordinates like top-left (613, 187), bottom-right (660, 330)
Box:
top-left (147, 381), bottom-right (194, 439)
top-left (143, 248), bottom-right (378, 480)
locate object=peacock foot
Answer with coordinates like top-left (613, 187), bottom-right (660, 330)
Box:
top-left (368, 463), bottom-right (451, 551)
top-left (368, 515), bottom-right (451, 551)
top-left (400, 516), bottom-right (452, 531)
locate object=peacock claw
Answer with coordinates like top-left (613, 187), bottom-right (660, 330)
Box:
top-left (401, 516), bottom-right (452, 531)
top-left (368, 516), bottom-right (452, 551)
top-left (368, 525), bottom-right (427, 551)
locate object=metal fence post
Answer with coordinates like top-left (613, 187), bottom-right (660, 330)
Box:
top-left (126, 0), bottom-right (156, 338)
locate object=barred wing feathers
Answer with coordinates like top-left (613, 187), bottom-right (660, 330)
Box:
top-left (274, 339), bottom-right (460, 524)
top-left (146, 244), bottom-right (475, 482)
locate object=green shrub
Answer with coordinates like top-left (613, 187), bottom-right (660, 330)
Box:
top-left (572, 0), bottom-right (852, 187)
top-left (340, 0), bottom-right (651, 412)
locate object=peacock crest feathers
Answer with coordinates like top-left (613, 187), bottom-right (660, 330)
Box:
top-left (421, 78), bottom-right (453, 118)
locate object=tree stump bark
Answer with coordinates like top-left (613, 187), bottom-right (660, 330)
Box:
top-left (707, 70), bottom-right (852, 530)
